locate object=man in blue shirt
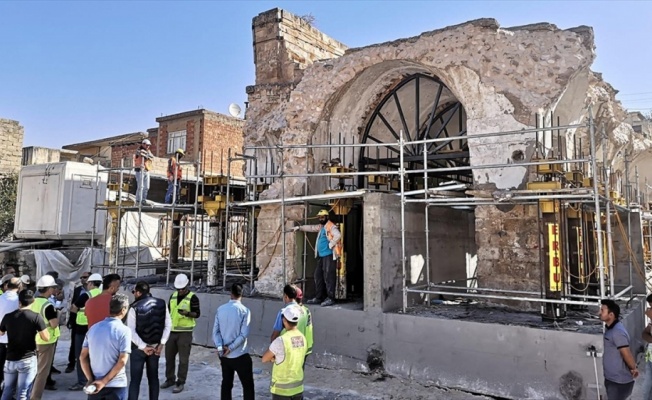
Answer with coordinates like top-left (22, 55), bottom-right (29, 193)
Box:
top-left (270, 285), bottom-right (300, 342)
top-left (80, 294), bottom-right (132, 400)
top-left (212, 284), bottom-right (254, 400)
top-left (599, 299), bottom-right (638, 400)
top-left (292, 209), bottom-right (342, 307)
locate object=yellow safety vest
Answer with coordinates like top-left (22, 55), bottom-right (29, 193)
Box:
top-left (31, 297), bottom-right (60, 345)
top-left (302, 305), bottom-right (313, 355)
top-left (76, 288), bottom-right (102, 326)
top-left (170, 291), bottom-right (196, 332)
top-left (280, 305), bottom-right (313, 355)
top-left (270, 330), bottom-right (307, 397)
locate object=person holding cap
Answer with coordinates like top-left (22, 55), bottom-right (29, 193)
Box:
top-left (30, 275), bottom-right (61, 399)
top-left (134, 138), bottom-right (154, 205)
top-left (0, 289), bottom-right (49, 400)
top-left (80, 294), bottom-right (132, 400)
top-left (161, 274), bottom-right (200, 394)
top-left (0, 275), bottom-right (21, 396)
top-left (212, 283), bottom-right (254, 400)
top-left (165, 148), bottom-right (185, 204)
top-left (262, 306), bottom-right (307, 400)
top-left (291, 209), bottom-right (342, 307)
top-left (68, 273), bottom-right (102, 391)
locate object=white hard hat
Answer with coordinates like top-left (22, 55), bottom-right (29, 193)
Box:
top-left (142, 139), bottom-right (151, 145)
top-left (36, 275), bottom-right (57, 288)
top-left (174, 274), bottom-right (189, 289)
top-left (282, 305), bottom-right (302, 323)
top-left (88, 273), bottom-right (102, 282)
top-left (20, 275), bottom-right (31, 285)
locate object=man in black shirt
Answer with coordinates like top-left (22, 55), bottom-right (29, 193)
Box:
top-left (0, 290), bottom-right (49, 400)
top-left (66, 273), bottom-right (90, 373)
top-left (68, 273), bottom-right (101, 391)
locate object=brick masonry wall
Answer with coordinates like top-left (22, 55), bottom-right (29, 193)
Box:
top-left (0, 119), bottom-right (24, 175)
top-left (201, 113), bottom-right (245, 177)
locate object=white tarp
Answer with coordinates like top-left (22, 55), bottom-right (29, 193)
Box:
top-left (106, 211), bottom-right (163, 248)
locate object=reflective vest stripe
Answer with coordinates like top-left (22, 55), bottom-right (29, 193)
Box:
top-left (274, 380), bottom-right (304, 389)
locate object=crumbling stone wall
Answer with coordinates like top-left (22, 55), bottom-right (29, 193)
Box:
top-left (0, 119), bottom-right (24, 176)
top-left (245, 9), bottom-right (648, 300)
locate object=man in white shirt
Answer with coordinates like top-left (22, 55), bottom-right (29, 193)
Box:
top-left (127, 281), bottom-right (171, 400)
top-left (0, 275), bottom-right (20, 397)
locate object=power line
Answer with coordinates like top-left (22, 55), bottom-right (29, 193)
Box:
top-left (618, 91), bottom-right (652, 97)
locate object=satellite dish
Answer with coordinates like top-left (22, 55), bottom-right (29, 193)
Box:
top-left (228, 103), bottom-right (242, 118)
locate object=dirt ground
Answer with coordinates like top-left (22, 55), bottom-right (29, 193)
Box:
top-left (40, 330), bottom-right (650, 400)
top-left (42, 330), bottom-right (491, 400)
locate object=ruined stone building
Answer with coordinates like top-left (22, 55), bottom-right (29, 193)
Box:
top-left (239, 8), bottom-right (652, 399)
top-left (0, 119), bottom-right (24, 175)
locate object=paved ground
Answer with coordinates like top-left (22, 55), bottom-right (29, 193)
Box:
top-left (43, 332), bottom-right (490, 400)
top-left (40, 331), bottom-right (652, 399)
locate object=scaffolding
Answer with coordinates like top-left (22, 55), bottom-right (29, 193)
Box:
top-left (398, 108), bottom-right (648, 314)
top-left (88, 151), bottom-right (255, 289)
top-left (225, 107), bottom-right (648, 315)
top-left (85, 106), bottom-right (648, 311)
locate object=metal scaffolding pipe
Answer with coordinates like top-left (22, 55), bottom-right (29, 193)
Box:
top-left (235, 190), bottom-right (367, 207)
top-left (406, 288), bottom-right (602, 307)
top-left (603, 132), bottom-right (616, 296)
top-left (243, 123), bottom-right (586, 151)
top-left (589, 108), bottom-right (607, 300)
top-left (399, 131), bottom-right (407, 313)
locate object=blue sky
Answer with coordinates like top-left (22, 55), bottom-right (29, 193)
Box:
top-left (1, 1), bottom-right (651, 148)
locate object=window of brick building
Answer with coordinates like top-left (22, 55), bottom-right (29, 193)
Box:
top-left (167, 130), bottom-right (187, 154)
top-left (122, 156), bottom-right (133, 168)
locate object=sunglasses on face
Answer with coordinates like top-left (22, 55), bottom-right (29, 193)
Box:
top-left (81, 276), bottom-right (90, 279)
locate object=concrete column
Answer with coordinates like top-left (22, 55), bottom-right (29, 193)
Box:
top-left (170, 214), bottom-right (181, 264)
top-left (207, 221), bottom-right (219, 286)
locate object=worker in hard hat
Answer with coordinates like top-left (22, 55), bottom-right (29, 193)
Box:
top-left (165, 148), bottom-right (185, 204)
top-left (31, 275), bottom-right (61, 399)
top-left (161, 274), bottom-right (200, 394)
top-left (68, 273), bottom-right (102, 391)
top-left (291, 209), bottom-right (342, 307)
top-left (134, 138), bottom-right (154, 205)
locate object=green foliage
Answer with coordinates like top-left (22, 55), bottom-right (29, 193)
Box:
top-left (0, 173), bottom-right (18, 241)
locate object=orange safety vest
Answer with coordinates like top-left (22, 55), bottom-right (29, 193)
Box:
top-left (323, 221), bottom-right (342, 258)
top-left (168, 157), bottom-right (182, 181)
top-left (134, 146), bottom-right (153, 171)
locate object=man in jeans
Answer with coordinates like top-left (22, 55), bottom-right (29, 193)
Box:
top-left (0, 289), bottom-right (49, 400)
top-left (599, 299), bottom-right (638, 399)
top-left (127, 282), bottom-right (171, 400)
top-left (80, 294), bottom-right (131, 400)
top-left (212, 283), bottom-right (254, 400)
top-left (0, 275), bottom-right (21, 396)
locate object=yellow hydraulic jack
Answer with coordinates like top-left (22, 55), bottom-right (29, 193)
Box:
top-left (327, 190), bottom-right (353, 301)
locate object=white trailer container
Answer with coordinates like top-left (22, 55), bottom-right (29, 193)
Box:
top-left (14, 162), bottom-right (107, 240)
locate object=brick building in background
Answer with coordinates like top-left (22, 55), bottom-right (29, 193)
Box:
top-left (0, 119), bottom-right (25, 175)
top-left (155, 109), bottom-right (245, 177)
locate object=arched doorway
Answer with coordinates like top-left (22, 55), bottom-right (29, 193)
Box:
top-left (358, 73), bottom-right (470, 190)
